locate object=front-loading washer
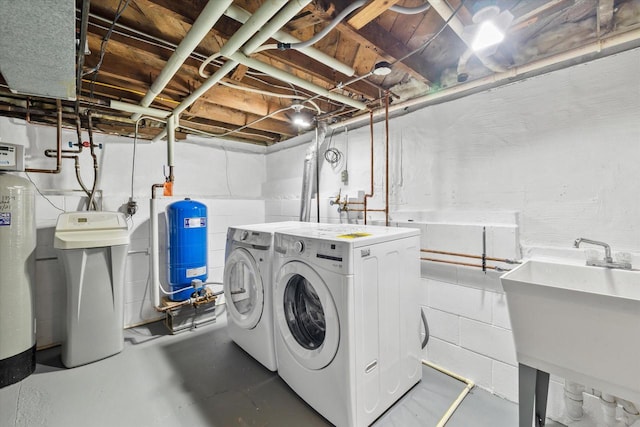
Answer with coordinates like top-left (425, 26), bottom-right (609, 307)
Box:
top-left (273, 224), bottom-right (422, 427)
top-left (223, 221), bottom-right (311, 371)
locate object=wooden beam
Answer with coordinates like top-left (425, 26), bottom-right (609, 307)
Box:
top-left (597, 0), bottom-right (615, 34)
top-left (230, 64), bottom-right (248, 81)
top-left (337, 22), bottom-right (433, 85)
top-left (185, 99), bottom-right (296, 137)
top-left (510, 0), bottom-right (576, 32)
top-left (347, 0), bottom-right (402, 30)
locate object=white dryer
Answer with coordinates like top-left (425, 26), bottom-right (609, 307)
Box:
top-left (223, 221), bottom-right (310, 371)
top-left (273, 224), bottom-right (422, 427)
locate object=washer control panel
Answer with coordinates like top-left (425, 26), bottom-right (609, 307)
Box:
top-left (275, 233), bottom-right (351, 272)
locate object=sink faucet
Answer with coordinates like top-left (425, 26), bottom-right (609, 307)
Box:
top-left (574, 238), bottom-right (613, 262)
top-left (573, 238), bottom-right (631, 269)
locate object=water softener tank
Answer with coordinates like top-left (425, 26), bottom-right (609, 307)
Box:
top-left (0, 173), bottom-right (36, 388)
top-left (166, 198), bottom-right (207, 301)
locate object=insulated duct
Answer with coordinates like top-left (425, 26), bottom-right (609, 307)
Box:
top-left (299, 121), bottom-right (329, 222)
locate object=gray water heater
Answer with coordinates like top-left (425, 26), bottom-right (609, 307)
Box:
top-left (0, 172), bottom-right (36, 388)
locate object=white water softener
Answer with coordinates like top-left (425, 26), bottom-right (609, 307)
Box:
top-left (0, 142), bottom-right (36, 388)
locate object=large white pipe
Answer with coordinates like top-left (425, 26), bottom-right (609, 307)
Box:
top-left (150, 198), bottom-right (160, 308)
top-left (427, 0), bottom-right (506, 72)
top-left (110, 100), bottom-right (170, 118)
top-left (157, 0), bottom-right (316, 138)
top-left (170, 0), bottom-right (297, 117)
top-left (167, 114), bottom-right (176, 167)
top-left (241, 0), bottom-right (312, 55)
top-left (230, 51), bottom-right (367, 110)
top-left (225, 4), bottom-right (355, 76)
top-left (132, 0), bottom-right (234, 120)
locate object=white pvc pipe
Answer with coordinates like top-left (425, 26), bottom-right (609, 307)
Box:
top-left (150, 198), bottom-right (160, 308)
top-left (167, 114), bottom-right (176, 167)
top-left (156, 0), bottom-right (325, 139)
top-left (110, 100), bottom-right (170, 118)
top-left (241, 0), bottom-right (312, 55)
top-left (132, 0), bottom-right (234, 120)
top-left (225, 5), bottom-right (355, 76)
top-left (230, 51), bottom-right (367, 110)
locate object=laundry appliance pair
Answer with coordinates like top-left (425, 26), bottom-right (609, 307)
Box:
top-left (223, 222), bottom-right (422, 427)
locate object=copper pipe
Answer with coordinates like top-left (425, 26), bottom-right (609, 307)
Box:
top-left (86, 111), bottom-right (99, 210)
top-left (421, 257), bottom-right (508, 271)
top-left (25, 99), bottom-right (63, 174)
top-left (421, 249), bottom-right (521, 264)
top-left (384, 91), bottom-right (390, 226)
top-left (362, 109), bottom-right (375, 225)
top-left (345, 208), bottom-right (385, 212)
top-left (151, 183), bottom-right (164, 199)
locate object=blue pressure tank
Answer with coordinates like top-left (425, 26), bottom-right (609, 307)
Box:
top-left (166, 199), bottom-right (207, 301)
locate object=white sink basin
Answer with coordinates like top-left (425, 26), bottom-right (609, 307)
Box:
top-left (501, 260), bottom-right (640, 403)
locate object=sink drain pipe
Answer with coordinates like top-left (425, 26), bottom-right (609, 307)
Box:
top-left (421, 309), bottom-right (475, 426)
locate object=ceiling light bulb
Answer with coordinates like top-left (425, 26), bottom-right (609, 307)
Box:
top-left (471, 20), bottom-right (505, 51)
top-left (293, 114), bottom-right (310, 127)
top-left (373, 61), bottom-right (392, 76)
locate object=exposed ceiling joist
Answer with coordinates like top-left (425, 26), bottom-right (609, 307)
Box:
top-left (1, 0), bottom-right (639, 146)
top-left (347, 0), bottom-right (403, 29)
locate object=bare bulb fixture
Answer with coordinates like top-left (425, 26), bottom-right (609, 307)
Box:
top-left (290, 101), bottom-right (312, 128)
top-left (462, 5), bottom-right (514, 53)
top-left (373, 61), bottom-right (392, 76)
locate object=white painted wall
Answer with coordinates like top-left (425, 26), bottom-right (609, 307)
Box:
top-left (0, 118), bottom-right (266, 346)
top-left (264, 47), bottom-right (640, 424)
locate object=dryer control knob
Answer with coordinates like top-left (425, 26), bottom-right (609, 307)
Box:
top-left (293, 240), bottom-right (305, 254)
top-left (240, 230), bottom-right (249, 241)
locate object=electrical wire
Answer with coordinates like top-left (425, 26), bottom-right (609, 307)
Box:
top-left (222, 145), bottom-right (233, 197)
top-left (86, 0), bottom-right (132, 97)
top-left (323, 128), bottom-right (343, 166)
top-left (24, 173), bottom-right (64, 212)
top-left (391, 0), bottom-right (467, 66)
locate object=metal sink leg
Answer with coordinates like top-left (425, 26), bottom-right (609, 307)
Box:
top-left (519, 363), bottom-right (550, 427)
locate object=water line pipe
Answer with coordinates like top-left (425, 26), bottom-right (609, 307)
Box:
top-left (24, 99), bottom-right (62, 174)
top-left (421, 257), bottom-right (511, 272)
top-left (362, 110), bottom-right (375, 225)
top-left (358, 93), bottom-right (390, 224)
top-left (85, 111), bottom-right (100, 210)
top-left (421, 249), bottom-right (521, 264)
top-left (384, 91), bottom-right (390, 226)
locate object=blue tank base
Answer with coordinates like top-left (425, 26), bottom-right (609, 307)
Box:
top-left (169, 286), bottom-right (205, 302)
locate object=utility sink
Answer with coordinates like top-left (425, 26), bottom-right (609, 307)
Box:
top-left (501, 260), bottom-right (640, 403)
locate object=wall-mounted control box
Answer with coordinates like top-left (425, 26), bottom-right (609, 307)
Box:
top-left (0, 142), bottom-right (25, 172)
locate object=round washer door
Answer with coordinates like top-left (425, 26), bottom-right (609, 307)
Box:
top-left (223, 247), bottom-right (264, 329)
top-left (275, 260), bottom-right (339, 370)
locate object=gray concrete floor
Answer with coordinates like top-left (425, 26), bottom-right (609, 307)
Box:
top-left (1, 315), bottom-right (521, 427)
